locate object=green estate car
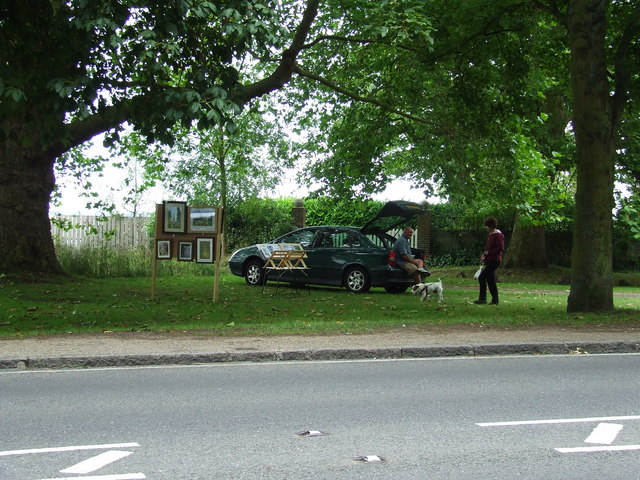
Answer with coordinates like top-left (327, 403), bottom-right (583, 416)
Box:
top-left (228, 201), bottom-right (428, 293)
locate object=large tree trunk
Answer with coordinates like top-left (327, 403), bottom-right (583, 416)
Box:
top-left (566, 0), bottom-right (614, 312)
top-left (502, 222), bottom-right (548, 269)
top-left (0, 121), bottom-right (62, 275)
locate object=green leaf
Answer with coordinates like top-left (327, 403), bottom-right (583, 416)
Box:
top-left (5, 87), bottom-right (26, 102)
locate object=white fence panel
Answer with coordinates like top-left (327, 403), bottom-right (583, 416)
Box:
top-left (52, 216), bottom-right (152, 249)
top-left (370, 228), bottom-right (418, 248)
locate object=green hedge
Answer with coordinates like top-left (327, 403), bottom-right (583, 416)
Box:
top-left (224, 196), bottom-right (387, 249)
top-left (305, 197), bottom-right (385, 227)
top-left (55, 196), bottom-right (639, 276)
top-left (226, 197), bottom-right (297, 249)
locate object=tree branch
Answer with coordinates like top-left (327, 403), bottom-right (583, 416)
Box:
top-left (237, 0), bottom-right (320, 102)
top-left (303, 34), bottom-right (372, 49)
top-left (48, 0), bottom-right (321, 156)
top-left (47, 101), bottom-right (135, 159)
top-left (292, 65), bottom-right (437, 127)
top-left (302, 34), bottom-right (420, 54)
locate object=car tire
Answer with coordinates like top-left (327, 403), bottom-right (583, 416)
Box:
top-left (384, 285), bottom-right (408, 294)
top-left (244, 259), bottom-right (265, 286)
top-left (344, 266), bottom-right (371, 293)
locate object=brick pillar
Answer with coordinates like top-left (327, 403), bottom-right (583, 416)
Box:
top-left (417, 211), bottom-right (431, 258)
top-left (292, 198), bottom-right (306, 228)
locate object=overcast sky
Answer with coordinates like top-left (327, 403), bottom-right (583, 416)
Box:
top-left (52, 155), bottom-right (429, 217)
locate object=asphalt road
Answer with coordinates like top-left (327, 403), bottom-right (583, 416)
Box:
top-left (2, 354), bottom-right (640, 479)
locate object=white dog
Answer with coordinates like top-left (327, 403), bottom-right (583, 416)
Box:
top-left (411, 279), bottom-right (444, 303)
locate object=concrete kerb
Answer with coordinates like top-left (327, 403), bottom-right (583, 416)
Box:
top-left (564, 341), bottom-right (640, 354)
top-left (1, 341), bottom-right (639, 370)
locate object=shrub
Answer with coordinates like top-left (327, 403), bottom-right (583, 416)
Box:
top-left (56, 243), bottom-right (151, 277)
top-left (226, 197), bottom-right (296, 249)
top-left (428, 247), bottom-right (480, 267)
top-left (55, 243), bottom-right (213, 278)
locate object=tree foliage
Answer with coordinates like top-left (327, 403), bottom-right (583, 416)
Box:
top-left (278, 0), bottom-right (639, 312)
top-left (2, 0), bottom-right (638, 315)
top-left (0, 0), bottom-right (319, 273)
top-left (287, 0), bottom-right (577, 226)
top-left (165, 101), bottom-right (297, 207)
top-left (109, 99), bottom-right (296, 204)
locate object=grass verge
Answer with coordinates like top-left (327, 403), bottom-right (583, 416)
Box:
top-left (0, 267), bottom-right (639, 338)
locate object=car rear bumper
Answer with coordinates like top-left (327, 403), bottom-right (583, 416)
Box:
top-left (370, 266), bottom-right (415, 287)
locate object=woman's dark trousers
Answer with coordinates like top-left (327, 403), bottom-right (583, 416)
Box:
top-left (478, 260), bottom-right (500, 304)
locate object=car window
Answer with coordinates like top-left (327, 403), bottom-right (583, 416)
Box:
top-left (344, 233), bottom-right (362, 248)
top-left (318, 231), bottom-right (336, 247)
top-left (365, 233), bottom-right (393, 249)
top-left (317, 230), bottom-right (376, 248)
top-left (314, 230), bottom-right (355, 248)
top-left (277, 229), bottom-right (318, 248)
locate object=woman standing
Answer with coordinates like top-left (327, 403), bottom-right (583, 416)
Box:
top-left (474, 217), bottom-right (505, 305)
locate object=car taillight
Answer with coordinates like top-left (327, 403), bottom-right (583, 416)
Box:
top-left (387, 250), bottom-right (396, 267)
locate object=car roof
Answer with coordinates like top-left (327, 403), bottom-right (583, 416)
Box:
top-left (278, 201), bottom-right (426, 239)
top-left (307, 225), bottom-right (361, 230)
top-left (275, 225), bottom-right (361, 240)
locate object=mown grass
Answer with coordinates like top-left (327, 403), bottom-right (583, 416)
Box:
top-left (0, 266), bottom-right (639, 338)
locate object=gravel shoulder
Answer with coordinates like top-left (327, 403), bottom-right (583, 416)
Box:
top-left (2, 326), bottom-right (639, 361)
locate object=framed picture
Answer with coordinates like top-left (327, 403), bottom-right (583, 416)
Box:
top-left (256, 243), bottom-right (277, 260)
top-left (278, 243), bottom-right (303, 251)
top-left (157, 240), bottom-right (171, 259)
top-left (188, 206), bottom-right (217, 233)
top-left (196, 237), bottom-right (214, 263)
top-left (163, 201), bottom-right (187, 233)
top-left (178, 241), bottom-right (193, 261)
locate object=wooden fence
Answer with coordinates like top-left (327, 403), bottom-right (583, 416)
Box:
top-left (52, 215), bottom-right (152, 249)
top-left (51, 216), bottom-right (418, 250)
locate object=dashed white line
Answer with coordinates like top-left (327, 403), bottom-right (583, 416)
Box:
top-left (60, 450), bottom-right (134, 474)
top-left (0, 443), bottom-right (140, 457)
top-left (38, 474), bottom-right (145, 480)
top-left (477, 415), bottom-right (640, 427)
top-left (584, 423), bottom-right (623, 445)
top-left (556, 445), bottom-right (640, 453)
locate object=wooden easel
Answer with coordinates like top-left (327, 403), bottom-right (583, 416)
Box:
top-left (263, 247), bottom-right (309, 292)
top-left (286, 250), bottom-right (308, 269)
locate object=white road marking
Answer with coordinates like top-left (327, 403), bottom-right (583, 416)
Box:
top-left (0, 443), bottom-right (139, 457)
top-left (556, 445), bottom-right (640, 453)
top-left (584, 423), bottom-right (623, 445)
top-left (477, 415), bottom-right (640, 427)
top-left (38, 474), bottom-right (145, 480)
top-left (60, 450), bottom-right (133, 474)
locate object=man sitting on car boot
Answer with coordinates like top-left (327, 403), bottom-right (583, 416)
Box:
top-left (393, 226), bottom-right (430, 283)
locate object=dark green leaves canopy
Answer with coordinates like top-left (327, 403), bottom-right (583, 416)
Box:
top-left (0, 0), bottom-right (293, 151)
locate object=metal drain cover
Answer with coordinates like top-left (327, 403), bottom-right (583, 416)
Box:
top-left (297, 430), bottom-right (327, 437)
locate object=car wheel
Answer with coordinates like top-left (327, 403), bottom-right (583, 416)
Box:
top-left (345, 266), bottom-right (371, 293)
top-left (384, 285), bottom-right (408, 294)
top-left (244, 259), bottom-right (265, 286)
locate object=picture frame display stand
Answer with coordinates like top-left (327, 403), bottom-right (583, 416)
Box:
top-left (151, 203), bottom-right (223, 302)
